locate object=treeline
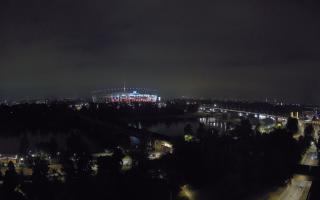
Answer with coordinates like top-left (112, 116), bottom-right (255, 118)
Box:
top-left (81, 101), bottom-right (199, 121)
top-left (0, 101), bottom-right (199, 133)
top-left (0, 118), bottom-right (309, 200)
top-left (0, 102), bottom-right (311, 200)
top-left (0, 103), bottom-right (83, 133)
top-left (0, 144), bottom-right (174, 200)
top-left (158, 118), bottom-right (310, 199)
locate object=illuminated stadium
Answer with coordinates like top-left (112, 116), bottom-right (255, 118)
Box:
top-left (92, 87), bottom-right (160, 103)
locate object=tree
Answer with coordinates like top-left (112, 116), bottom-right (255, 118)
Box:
top-left (301, 124), bottom-right (315, 151)
top-left (96, 154), bottom-right (124, 200)
top-left (76, 153), bottom-right (93, 178)
top-left (286, 117), bottom-right (299, 136)
top-left (184, 124), bottom-right (193, 135)
top-left (234, 119), bottom-right (254, 138)
top-left (255, 122), bottom-right (262, 135)
top-left (3, 161), bottom-right (19, 198)
top-left (31, 158), bottom-right (50, 199)
top-left (112, 147), bottom-right (125, 166)
top-left (32, 158), bottom-right (49, 184)
top-left (60, 151), bottom-right (76, 181)
top-left (0, 168), bottom-right (3, 181)
top-left (304, 124), bottom-right (314, 140)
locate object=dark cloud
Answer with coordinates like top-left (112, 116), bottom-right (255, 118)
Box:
top-left (0, 0), bottom-right (319, 103)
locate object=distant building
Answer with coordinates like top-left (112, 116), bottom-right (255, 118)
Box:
top-left (290, 111), bottom-right (299, 119)
top-left (92, 88), bottom-right (160, 103)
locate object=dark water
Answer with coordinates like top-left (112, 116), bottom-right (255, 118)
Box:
top-left (147, 121), bottom-right (200, 137)
top-left (132, 116), bottom-right (228, 137)
top-left (0, 116), bottom-right (230, 154)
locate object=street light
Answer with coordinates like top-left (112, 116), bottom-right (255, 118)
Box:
top-left (179, 185), bottom-right (195, 200)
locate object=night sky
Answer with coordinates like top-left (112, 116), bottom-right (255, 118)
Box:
top-left (0, 0), bottom-right (319, 103)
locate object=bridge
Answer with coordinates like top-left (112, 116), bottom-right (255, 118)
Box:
top-left (200, 105), bottom-right (287, 120)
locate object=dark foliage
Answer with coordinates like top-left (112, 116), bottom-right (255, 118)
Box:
top-left (0, 103), bottom-right (306, 200)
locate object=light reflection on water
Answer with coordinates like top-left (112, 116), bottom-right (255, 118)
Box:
top-left (199, 117), bottom-right (227, 132)
top-left (144, 117), bottom-right (228, 137)
top-left (0, 117), bottom-right (231, 154)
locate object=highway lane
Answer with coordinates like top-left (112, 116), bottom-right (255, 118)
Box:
top-left (300, 143), bottom-right (318, 167)
top-left (274, 142), bottom-right (317, 200)
top-left (259, 142), bottom-right (317, 200)
top-left (277, 177), bottom-right (312, 200)
top-left (255, 175), bottom-right (312, 200)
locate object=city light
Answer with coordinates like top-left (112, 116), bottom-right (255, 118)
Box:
top-left (184, 135), bottom-right (194, 142)
top-left (92, 88), bottom-right (159, 103)
top-left (179, 185), bottom-right (195, 200)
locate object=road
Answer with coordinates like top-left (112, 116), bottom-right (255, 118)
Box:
top-left (274, 142), bottom-right (318, 200)
top-left (300, 143), bottom-right (318, 167)
top-left (277, 176), bottom-right (312, 200)
top-left (259, 142), bottom-right (318, 200)
top-left (258, 175), bottom-right (312, 200)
